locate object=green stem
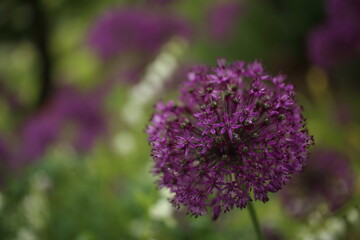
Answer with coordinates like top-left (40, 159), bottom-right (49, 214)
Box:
top-left (248, 201), bottom-right (264, 240)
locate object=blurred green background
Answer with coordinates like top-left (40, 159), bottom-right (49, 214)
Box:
top-left (0, 0), bottom-right (360, 239)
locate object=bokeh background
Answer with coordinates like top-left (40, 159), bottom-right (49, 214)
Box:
top-left (0, 0), bottom-right (360, 239)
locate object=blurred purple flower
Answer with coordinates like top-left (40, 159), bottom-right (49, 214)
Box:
top-left (147, 59), bottom-right (313, 220)
top-left (207, 1), bottom-right (243, 42)
top-left (262, 224), bottom-right (283, 240)
top-left (333, 101), bottom-right (353, 126)
top-left (162, 63), bottom-right (193, 91)
top-left (280, 148), bottom-right (354, 218)
top-left (52, 87), bottom-right (106, 151)
top-left (146, 0), bottom-right (178, 5)
top-left (0, 136), bottom-right (12, 186)
top-left (87, 7), bottom-right (191, 60)
top-left (308, 0), bottom-right (360, 69)
top-left (14, 86), bottom-right (106, 167)
top-left (0, 77), bottom-right (24, 112)
top-left (327, 0), bottom-right (360, 19)
top-left (19, 107), bottom-right (63, 165)
top-left (0, 136), bottom-right (11, 167)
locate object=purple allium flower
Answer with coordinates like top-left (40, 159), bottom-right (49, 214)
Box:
top-left (15, 86), bottom-right (106, 166)
top-left (308, 0), bottom-right (360, 69)
top-left (147, 59), bottom-right (313, 220)
top-left (19, 107), bottom-right (63, 164)
top-left (280, 148), bottom-right (354, 219)
top-left (207, 1), bottom-right (244, 42)
top-left (51, 87), bottom-right (106, 151)
top-left (87, 7), bottom-right (191, 60)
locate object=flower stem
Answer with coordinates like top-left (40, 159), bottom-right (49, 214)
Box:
top-left (248, 201), bottom-right (264, 240)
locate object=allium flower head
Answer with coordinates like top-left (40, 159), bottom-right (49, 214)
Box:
top-left (147, 59), bottom-right (313, 220)
top-left (280, 148), bottom-right (354, 218)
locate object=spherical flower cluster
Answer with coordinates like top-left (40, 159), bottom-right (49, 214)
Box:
top-left (280, 148), bottom-right (354, 218)
top-left (147, 59), bottom-right (313, 220)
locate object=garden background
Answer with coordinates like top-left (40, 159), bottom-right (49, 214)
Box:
top-left (0, 0), bottom-right (359, 239)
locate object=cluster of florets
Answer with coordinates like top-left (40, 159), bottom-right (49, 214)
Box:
top-left (147, 59), bottom-right (313, 220)
top-left (280, 148), bottom-right (354, 218)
